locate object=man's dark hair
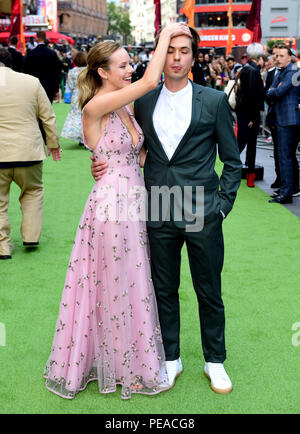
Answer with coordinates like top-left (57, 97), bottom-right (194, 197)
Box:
top-left (9, 35), bottom-right (18, 46)
top-left (0, 48), bottom-right (13, 67)
top-left (226, 55), bottom-right (235, 62)
top-left (277, 44), bottom-right (293, 56)
top-left (36, 30), bottom-right (46, 42)
top-left (155, 26), bottom-right (200, 61)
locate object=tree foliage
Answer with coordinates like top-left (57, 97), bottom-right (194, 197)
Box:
top-left (107, 2), bottom-right (132, 41)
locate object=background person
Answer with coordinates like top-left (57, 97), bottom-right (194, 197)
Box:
top-left (61, 51), bottom-right (88, 147)
top-left (235, 43), bottom-right (265, 188)
top-left (24, 31), bottom-right (61, 103)
top-left (0, 49), bottom-right (61, 260)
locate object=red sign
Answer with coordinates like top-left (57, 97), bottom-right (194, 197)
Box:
top-left (198, 28), bottom-right (253, 48)
top-left (271, 16), bottom-right (287, 24)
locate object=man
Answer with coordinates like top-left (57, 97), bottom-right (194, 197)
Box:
top-left (240, 53), bottom-right (248, 66)
top-left (267, 45), bottom-right (300, 204)
top-left (8, 35), bottom-right (24, 72)
top-left (131, 54), bottom-right (146, 82)
top-left (24, 30), bottom-right (61, 103)
top-left (235, 43), bottom-right (265, 188)
top-left (0, 49), bottom-right (61, 260)
top-left (265, 48), bottom-right (281, 189)
top-left (91, 28), bottom-right (242, 394)
top-left (226, 55), bottom-right (242, 79)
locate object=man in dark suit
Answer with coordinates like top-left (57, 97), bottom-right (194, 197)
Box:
top-left (235, 43), bottom-right (265, 188)
top-left (24, 31), bottom-right (61, 103)
top-left (91, 28), bottom-right (242, 394)
top-left (8, 35), bottom-right (24, 72)
top-left (265, 50), bottom-right (281, 189)
top-left (267, 45), bottom-right (300, 204)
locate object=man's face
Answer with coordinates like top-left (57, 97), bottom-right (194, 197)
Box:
top-left (276, 48), bottom-right (291, 69)
top-left (163, 35), bottom-right (194, 81)
top-left (227, 59), bottom-right (234, 70)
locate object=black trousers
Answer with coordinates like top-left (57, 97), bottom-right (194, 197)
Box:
top-left (270, 124), bottom-right (281, 185)
top-left (277, 125), bottom-right (300, 197)
top-left (237, 110), bottom-right (260, 172)
top-left (147, 215), bottom-right (226, 363)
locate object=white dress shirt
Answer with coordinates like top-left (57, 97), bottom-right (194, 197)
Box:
top-left (153, 81), bottom-right (193, 160)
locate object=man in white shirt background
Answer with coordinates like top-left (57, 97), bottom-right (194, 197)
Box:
top-left (91, 27), bottom-right (242, 395)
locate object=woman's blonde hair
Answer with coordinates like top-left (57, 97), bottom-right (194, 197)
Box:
top-left (78, 40), bottom-right (120, 110)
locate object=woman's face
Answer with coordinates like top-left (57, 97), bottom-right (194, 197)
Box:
top-left (102, 48), bottom-right (134, 89)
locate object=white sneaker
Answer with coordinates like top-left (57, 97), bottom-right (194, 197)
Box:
top-left (204, 362), bottom-right (232, 394)
top-left (165, 357), bottom-right (183, 387)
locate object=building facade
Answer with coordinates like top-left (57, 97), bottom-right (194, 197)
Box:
top-left (261, 0), bottom-right (300, 49)
top-left (129, 0), bottom-right (177, 45)
top-left (179, 0), bottom-right (253, 51)
top-left (57, 0), bottom-right (108, 39)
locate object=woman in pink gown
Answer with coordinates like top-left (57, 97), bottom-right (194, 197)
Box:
top-left (44, 23), bottom-right (191, 400)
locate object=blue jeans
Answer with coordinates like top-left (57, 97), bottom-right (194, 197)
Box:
top-left (276, 125), bottom-right (299, 197)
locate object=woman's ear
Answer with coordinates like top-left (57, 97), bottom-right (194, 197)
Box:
top-left (97, 67), bottom-right (108, 80)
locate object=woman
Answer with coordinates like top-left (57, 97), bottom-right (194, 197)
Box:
top-left (61, 51), bottom-right (87, 146)
top-left (44, 23), bottom-right (191, 400)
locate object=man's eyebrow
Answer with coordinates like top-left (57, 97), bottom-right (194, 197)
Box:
top-left (168, 45), bottom-right (191, 50)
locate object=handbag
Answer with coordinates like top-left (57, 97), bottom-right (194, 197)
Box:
top-left (224, 68), bottom-right (243, 111)
top-left (64, 82), bottom-right (72, 104)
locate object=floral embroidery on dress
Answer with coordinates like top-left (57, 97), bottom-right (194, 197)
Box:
top-left (44, 106), bottom-right (169, 399)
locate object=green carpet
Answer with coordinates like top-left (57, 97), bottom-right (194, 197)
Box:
top-left (1, 103), bottom-right (299, 414)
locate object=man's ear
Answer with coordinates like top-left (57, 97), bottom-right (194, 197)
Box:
top-left (97, 67), bottom-right (108, 80)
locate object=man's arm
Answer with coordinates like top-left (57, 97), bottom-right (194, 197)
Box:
top-left (266, 69), bottom-right (295, 101)
top-left (36, 82), bottom-right (61, 160)
top-left (215, 93), bottom-right (242, 217)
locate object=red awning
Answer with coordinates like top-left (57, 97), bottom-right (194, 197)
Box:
top-left (0, 31), bottom-right (75, 45)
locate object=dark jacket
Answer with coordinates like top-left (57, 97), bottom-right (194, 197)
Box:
top-left (8, 47), bottom-right (24, 73)
top-left (24, 44), bottom-right (61, 102)
top-left (192, 62), bottom-right (207, 86)
top-left (134, 81), bottom-right (242, 228)
top-left (236, 59), bottom-right (265, 121)
top-left (265, 68), bottom-right (277, 91)
top-left (266, 62), bottom-right (300, 127)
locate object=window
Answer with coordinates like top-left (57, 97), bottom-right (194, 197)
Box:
top-left (271, 8), bottom-right (288, 12)
top-left (194, 11), bottom-right (249, 28)
top-left (270, 26), bottom-right (288, 30)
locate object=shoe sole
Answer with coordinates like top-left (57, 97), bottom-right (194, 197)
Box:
top-left (168, 368), bottom-right (183, 389)
top-left (204, 370), bottom-right (233, 395)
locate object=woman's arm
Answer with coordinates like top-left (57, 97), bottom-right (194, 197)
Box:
top-left (84, 23), bottom-right (191, 122)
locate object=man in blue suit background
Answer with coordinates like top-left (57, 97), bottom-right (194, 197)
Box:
top-left (266, 45), bottom-right (300, 204)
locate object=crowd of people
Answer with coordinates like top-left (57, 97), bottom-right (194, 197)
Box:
top-left (0, 24), bottom-right (299, 402)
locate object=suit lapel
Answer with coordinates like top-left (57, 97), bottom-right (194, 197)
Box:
top-left (169, 81), bottom-right (203, 163)
top-left (148, 83), bottom-right (169, 162)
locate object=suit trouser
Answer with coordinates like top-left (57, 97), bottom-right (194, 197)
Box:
top-left (0, 163), bottom-right (44, 255)
top-left (276, 125), bottom-right (299, 197)
top-left (147, 215), bottom-right (226, 363)
top-left (237, 110), bottom-right (260, 172)
top-left (270, 125), bottom-right (281, 185)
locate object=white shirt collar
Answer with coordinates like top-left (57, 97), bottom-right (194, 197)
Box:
top-left (161, 80), bottom-right (192, 98)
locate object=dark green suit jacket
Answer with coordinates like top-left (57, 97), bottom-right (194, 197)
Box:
top-left (134, 81), bottom-right (242, 229)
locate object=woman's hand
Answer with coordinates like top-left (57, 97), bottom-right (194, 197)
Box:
top-left (159, 22), bottom-right (192, 41)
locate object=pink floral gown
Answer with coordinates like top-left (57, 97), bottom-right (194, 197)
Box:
top-left (44, 106), bottom-right (169, 399)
